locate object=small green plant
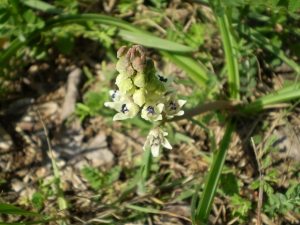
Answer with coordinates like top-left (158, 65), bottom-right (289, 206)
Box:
top-left (31, 178), bottom-right (55, 210)
top-left (264, 182), bottom-right (300, 217)
top-left (230, 194), bottom-right (252, 222)
top-left (81, 165), bottom-right (121, 191)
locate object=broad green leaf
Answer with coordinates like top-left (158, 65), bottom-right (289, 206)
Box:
top-left (23, 9), bottom-right (36, 24)
top-left (0, 202), bottom-right (42, 217)
top-left (267, 170), bottom-right (277, 177)
top-left (250, 180), bottom-right (260, 190)
top-left (289, 0), bottom-right (300, 12)
top-left (270, 0), bottom-right (278, 6)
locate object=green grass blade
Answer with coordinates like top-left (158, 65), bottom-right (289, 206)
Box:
top-left (0, 202), bottom-right (42, 217)
top-left (195, 119), bottom-right (236, 223)
top-left (38, 112), bottom-right (67, 215)
top-left (0, 14), bottom-right (193, 65)
top-left (21, 0), bottom-right (63, 14)
top-left (161, 51), bottom-right (208, 87)
top-left (209, 0), bottom-right (240, 100)
top-left (0, 217), bottom-right (67, 225)
top-left (242, 87), bottom-right (300, 113)
top-left (125, 204), bottom-right (159, 214)
top-left (237, 23), bottom-right (300, 74)
top-left (118, 30), bottom-right (194, 52)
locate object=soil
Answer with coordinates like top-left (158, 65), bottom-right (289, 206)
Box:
top-left (1, 1), bottom-right (300, 225)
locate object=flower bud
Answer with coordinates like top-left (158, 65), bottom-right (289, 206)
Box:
top-left (144, 70), bottom-right (159, 91)
top-left (133, 72), bottom-right (148, 88)
top-left (133, 88), bottom-right (146, 107)
top-left (116, 75), bottom-right (133, 94)
top-left (116, 57), bottom-right (136, 79)
top-left (117, 46), bottom-right (129, 58)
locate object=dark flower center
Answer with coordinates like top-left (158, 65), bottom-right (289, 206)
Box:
top-left (112, 90), bottom-right (117, 99)
top-left (121, 104), bottom-right (129, 114)
top-left (158, 75), bottom-right (168, 82)
top-left (147, 106), bottom-right (156, 115)
top-left (151, 137), bottom-right (161, 147)
top-left (170, 101), bottom-right (177, 110)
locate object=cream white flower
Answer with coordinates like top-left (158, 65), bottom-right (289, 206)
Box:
top-left (104, 101), bottom-right (139, 121)
top-left (109, 90), bottom-right (130, 103)
top-left (143, 127), bottom-right (172, 157)
top-left (141, 102), bottom-right (164, 121)
top-left (163, 92), bottom-right (186, 119)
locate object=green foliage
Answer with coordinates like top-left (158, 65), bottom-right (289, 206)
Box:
top-left (185, 23), bottom-right (206, 49)
top-left (264, 183), bottom-right (300, 217)
top-left (251, 170), bottom-right (278, 195)
top-left (31, 178), bottom-right (55, 210)
top-left (230, 194), bottom-right (252, 222)
top-left (220, 173), bottom-right (240, 196)
top-left (0, 1), bottom-right (45, 39)
top-left (81, 165), bottom-right (121, 191)
top-left (31, 192), bottom-right (47, 210)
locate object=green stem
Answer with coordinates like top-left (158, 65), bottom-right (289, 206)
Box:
top-left (209, 0), bottom-right (240, 100)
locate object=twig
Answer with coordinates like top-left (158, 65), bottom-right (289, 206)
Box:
top-left (169, 100), bottom-right (241, 122)
top-left (38, 110), bottom-right (68, 219)
top-left (251, 137), bottom-right (263, 225)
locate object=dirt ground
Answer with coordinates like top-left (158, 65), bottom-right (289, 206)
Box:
top-left (1, 1), bottom-right (300, 225)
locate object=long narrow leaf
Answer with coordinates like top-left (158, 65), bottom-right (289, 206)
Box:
top-left (21, 0), bottom-right (62, 14)
top-left (209, 0), bottom-right (240, 100)
top-left (195, 119), bottom-right (236, 223)
top-left (118, 30), bottom-right (194, 52)
top-left (242, 88), bottom-right (300, 113)
top-left (0, 14), bottom-right (193, 64)
top-left (161, 51), bottom-right (208, 87)
top-left (0, 202), bottom-right (42, 217)
top-left (0, 217), bottom-right (67, 225)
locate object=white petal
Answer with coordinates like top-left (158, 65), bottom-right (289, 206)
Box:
top-left (127, 103), bottom-right (140, 118)
top-left (178, 99), bottom-right (187, 108)
top-left (163, 132), bottom-right (168, 136)
top-left (162, 138), bottom-right (172, 149)
top-left (113, 113), bottom-right (128, 121)
top-left (141, 107), bottom-right (150, 121)
top-left (157, 103), bottom-right (164, 113)
top-left (151, 145), bottom-right (160, 157)
top-left (175, 110), bottom-right (184, 116)
top-left (154, 114), bottom-right (162, 121)
top-left (104, 102), bottom-right (115, 108)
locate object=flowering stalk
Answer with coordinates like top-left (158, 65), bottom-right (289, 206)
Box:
top-left (104, 45), bottom-right (186, 157)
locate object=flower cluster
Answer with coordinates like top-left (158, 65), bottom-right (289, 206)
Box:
top-left (104, 45), bottom-right (186, 156)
